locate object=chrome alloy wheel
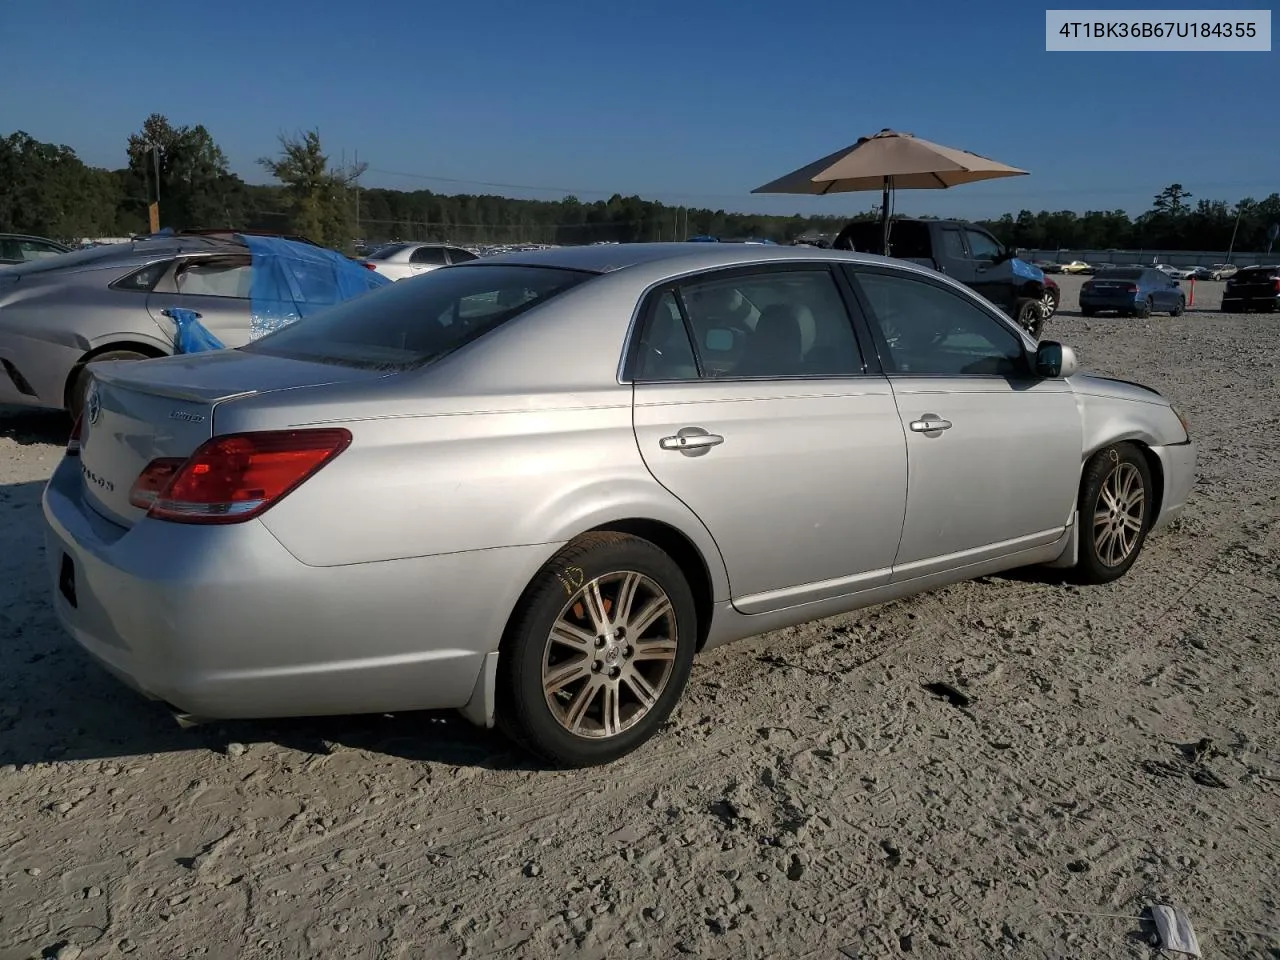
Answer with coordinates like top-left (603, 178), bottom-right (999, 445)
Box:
top-left (541, 571), bottom-right (678, 739)
top-left (1093, 461), bottom-right (1146, 567)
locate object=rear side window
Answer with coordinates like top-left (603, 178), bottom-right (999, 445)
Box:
top-left (174, 256), bottom-right (254, 298)
top-left (242, 264), bottom-right (594, 371)
top-left (447, 247), bottom-right (478, 263)
top-left (110, 259), bottom-right (173, 292)
top-left (410, 246), bottom-right (447, 265)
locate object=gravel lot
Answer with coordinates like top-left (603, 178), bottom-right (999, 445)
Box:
top-left (2, 275), bottom-right (1277, 960)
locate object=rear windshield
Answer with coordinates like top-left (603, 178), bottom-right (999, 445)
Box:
top-left (240, 264), bottom-right (595, 371)
top-left (1236, 267), bottom-right (1279, 282)
top-left (1095, 269), bottom-right (1143, 280)
top-left (366, 243), bottom-right (410, 260)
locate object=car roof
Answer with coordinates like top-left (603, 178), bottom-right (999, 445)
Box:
top-left (1, 235), bottom-right (247, 279)
top-left (466, 241), bottom-right (905, 275)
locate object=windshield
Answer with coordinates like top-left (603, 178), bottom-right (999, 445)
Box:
top-left (240, 264), bottom-right (595, 371)
top-left (366, 243), bottom-right (410, 260)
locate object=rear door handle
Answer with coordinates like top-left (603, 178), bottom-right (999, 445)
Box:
top-left (909, 415), bottom-right (953, 433)
top-left (659, 427), bottom-right (724, 455)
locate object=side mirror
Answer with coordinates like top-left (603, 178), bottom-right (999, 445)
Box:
top-left (1170, 279), bottom-right (1180, 287)
top-left (1035, 340), bottom-right (1080, 378)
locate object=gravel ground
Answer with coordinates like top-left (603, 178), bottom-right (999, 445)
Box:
top-left (1, 275), bottom-right (1277, 960)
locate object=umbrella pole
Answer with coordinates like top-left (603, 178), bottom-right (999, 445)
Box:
top-left (881, 176), bottom-right (891, 256)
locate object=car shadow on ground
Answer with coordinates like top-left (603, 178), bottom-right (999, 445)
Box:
top-left (0, 477), bottom-right (543, 772)
top-left (0, 405), bottom-right (73, 446)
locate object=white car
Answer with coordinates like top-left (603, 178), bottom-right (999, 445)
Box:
top-left (1153, 263), bottom-right (1196, 280)
top-left (359, 242), bottom-right (479, 281)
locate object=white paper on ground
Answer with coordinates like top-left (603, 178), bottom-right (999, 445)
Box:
top-left (1151, 903), bottom-right (1202, 957)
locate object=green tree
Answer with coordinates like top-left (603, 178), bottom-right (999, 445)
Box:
top-left (125, 113), bottom-right (245, 229)
top-left (258, 129), bottom-right (363, 251)
top-left (0, 131), bottom-right (121, 240)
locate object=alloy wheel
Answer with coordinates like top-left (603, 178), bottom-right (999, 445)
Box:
top-left (1093, 461), bottom-right (1146, 566)
top-left (541, 571), bottom-right (678, 739)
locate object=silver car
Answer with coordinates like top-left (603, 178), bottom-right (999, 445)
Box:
top-left (0, 234), bottom-right (386, 420)
top-left (360, 241), bottom-right (480, 281)
top-left (42, 243), bottom-right (1197, 767)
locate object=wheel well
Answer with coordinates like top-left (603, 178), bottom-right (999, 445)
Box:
top-left (1086, 440), bottom-right (1165, 518)
top-left (1134, 442), bottom-right (1165, 519)
top-left (64, 341), bottom-right (168, 410)
top-left (584, 519), bottom-right (716, 651)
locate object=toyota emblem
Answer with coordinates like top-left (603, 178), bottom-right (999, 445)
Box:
top-left (86, 382), bottom-right (102, 426)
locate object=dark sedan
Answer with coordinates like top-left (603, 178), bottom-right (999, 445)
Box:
top-left (1079, 268), bottom-right (1186, 318)
top-left (1221, 266), bottom-right (1280, 312)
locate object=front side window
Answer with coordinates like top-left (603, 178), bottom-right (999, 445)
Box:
top-left (242, 264), bottom-right (593, 370)
top-left (631, 268), bottom-right (864, 380)
top-left (963, 229), bottom-right (1002, 262)
top-left (174, 255), bottom-right (254, 298)
top-left (850, 269), bottom-right (1029, 377)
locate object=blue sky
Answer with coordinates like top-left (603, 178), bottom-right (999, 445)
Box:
top-left (2, 0), bottom-right (1274, 219)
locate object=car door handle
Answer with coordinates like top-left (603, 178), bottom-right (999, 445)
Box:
top-left (660, 429), bottom-right (724, 453)
top-left (909, 415), bottom-right (953, 433)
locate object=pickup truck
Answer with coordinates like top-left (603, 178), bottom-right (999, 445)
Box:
top-left (831, 218), bottom-right (1051, 336)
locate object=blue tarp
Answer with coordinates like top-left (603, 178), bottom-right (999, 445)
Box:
top-left (167, 235), bottom-right (390, 353)
top-left (169, 307), bottom-right (225, 353)
top-left (1011, 257), bottom-right (1045, 283)
top-left (241, 234), bottom-right (391, 340)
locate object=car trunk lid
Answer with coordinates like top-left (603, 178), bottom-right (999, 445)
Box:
top-left (1229, 269), bottom-right (1279, 297)
top-left (76, 349), bottom-right (390, 527)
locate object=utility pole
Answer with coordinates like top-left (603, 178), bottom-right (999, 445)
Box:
top-left (354, 149), bottom-right (361, 236)
top-left (148, 144), bottom-right (161, 233)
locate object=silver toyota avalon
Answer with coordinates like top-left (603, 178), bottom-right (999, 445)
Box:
top-left (42, 242), bottom-right (1197, 767)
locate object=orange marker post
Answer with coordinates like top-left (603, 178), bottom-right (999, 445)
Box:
top-left (1188, 277), bottom-right (1195, 307)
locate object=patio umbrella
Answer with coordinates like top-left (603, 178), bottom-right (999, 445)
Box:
top-left (751, 129), bottom-right (1028, 255)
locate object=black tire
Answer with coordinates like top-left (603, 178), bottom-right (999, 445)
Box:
top-left (1015, 298), bottom-right (1044, 339)
top-left (1073, 442), bottom-right (1154, 585)
top-left (495, 532), bottom-right (697, 767)
top-left (1170, 297), bottom-right (1185, 317)
top-left (1138, 297), bottom-right (1153, 319)
top-left (68, 349), bottom-right (152, 421)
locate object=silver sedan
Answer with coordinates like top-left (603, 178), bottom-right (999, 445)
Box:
top-left (42, 243), bottom-right (1197, 767)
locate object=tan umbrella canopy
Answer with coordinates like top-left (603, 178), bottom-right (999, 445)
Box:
top-left (752, 129), bottom-right (1028, 254)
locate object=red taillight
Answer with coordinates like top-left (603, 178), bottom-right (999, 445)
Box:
top-left (1274, 278), bottom-right (1280, 293)
top-left (128, 457), bottom-right (186, 510)
top-left (133, 429), bottom-right (352, 524)
top-left (67, 414), bottom-right (83, 456)
top-left (362, 261), bottom-right (377, 270)
top-left (1126, 284), bottom-right (1139, 293)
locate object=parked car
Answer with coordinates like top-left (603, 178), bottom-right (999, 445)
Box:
top-left (831, 218), bottom-right (1050, 337)
top-left (43, 243), bottom-right (1197, 767)
top-left (1060, 260), bottom-right (1094, 275)
top-left (1221, 265), bottom-right (1280, 312)
top-left (1153, 263), bottom-right (1196, 280)
top-left (1079, 267), bottom-right (1187, 317)
top-left (0, 233), bottom-right (389, 420)
top-left (1210, 263), bottom-right (1238, 280)
top-left (359, 241), bottom-right (479, 280)
top-left (0, 233), bottom-right (72, 265)
top-left (1033, 260), bottom-right (1063, 274)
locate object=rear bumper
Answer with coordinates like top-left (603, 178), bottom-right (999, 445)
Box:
top-left (41, 454), bottom-right (552, 721)
top-left (1150, 439), bottom-right (1197, 534)
top-left (1079, 295), bottom-right (1141, 312)
top-left (1221, 295), bottom-right (1279, 311)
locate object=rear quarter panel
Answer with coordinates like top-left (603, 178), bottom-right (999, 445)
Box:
top-left (231, 381), bottom-right (732, 600)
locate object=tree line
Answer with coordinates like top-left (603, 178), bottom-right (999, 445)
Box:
top-left (2, 116), bottom-right (1277, 254)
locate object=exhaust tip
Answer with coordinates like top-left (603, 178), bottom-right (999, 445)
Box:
top-left (163, 704), bottom-right (207, 728)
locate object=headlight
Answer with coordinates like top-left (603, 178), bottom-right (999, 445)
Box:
top-left (1172, 405), bottom-right (1191, 441)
